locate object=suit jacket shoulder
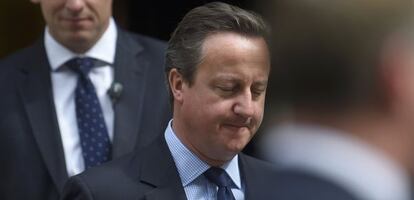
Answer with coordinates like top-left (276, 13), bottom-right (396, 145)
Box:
top-left (270, 169), bottom-right (360, 200)
top-left (62, 154), bottom-right (146, 200)
top-left (111, 30), bottom-right (171, 157)
top-left (61, 137), bottom-right (186, 200)
top-left (124, 31), bottom-right (166, 52)
top-left (0, 39), bottom-right (66, 200)
top-left (239, 154), bottom-right (281, 199)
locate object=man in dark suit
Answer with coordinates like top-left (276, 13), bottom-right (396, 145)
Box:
top-left (261, 0), bottom-right (414, 199)
top-left (61, 2), bottom-right (276, 200)
top-left (0, 0), bottom-right (170, 199)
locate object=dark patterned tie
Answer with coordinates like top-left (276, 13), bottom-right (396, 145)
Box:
top-left (66, 57), bottom-right (112, 169)
top-left (204, 167), bottom-right (236, 200)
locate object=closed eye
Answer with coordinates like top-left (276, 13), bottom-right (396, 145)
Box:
top-left (217, 86), bottom-right (236, 92)
top-left (215, 85), bottom-right (240, 97)
top-left (251, 84), bottom-right (267, 99)
top-left (252, 89), bottom-right (265, 98)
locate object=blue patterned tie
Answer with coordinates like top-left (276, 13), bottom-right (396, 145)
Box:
top-left (66, 57), bottom-right (112, 169)
top-left (204, 167), bottom-right (236, 200)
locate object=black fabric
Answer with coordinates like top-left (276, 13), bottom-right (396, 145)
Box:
top-left (270, 169), bottom-right (361, 200)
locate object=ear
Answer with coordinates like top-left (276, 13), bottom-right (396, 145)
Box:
top-left (168, 68), bottom-right (185, 104)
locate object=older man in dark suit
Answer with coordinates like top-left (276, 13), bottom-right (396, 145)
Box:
top-left (0, 0), bottom-right (170, 199)
top-left (61, 2), bottom-right (277, 200)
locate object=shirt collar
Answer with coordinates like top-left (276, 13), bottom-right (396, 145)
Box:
top-left (265, 123), bottom-right (411, 200)
top-left (164, 120), bottom-right (242, 189)
top-left (222, 153), bottom-right (241, 189)
top-left (44, 18), bottom-right (117, 71)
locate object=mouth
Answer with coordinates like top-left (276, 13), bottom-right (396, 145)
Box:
top-left (223, 123), bottom-right (249, 129)
top-left (221, 119), bottom-right (253, 132)
top-left (60, 17), bottom-right (92, 26)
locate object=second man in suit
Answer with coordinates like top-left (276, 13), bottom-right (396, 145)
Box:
top-left (0, 0), bottom-right (170, 199)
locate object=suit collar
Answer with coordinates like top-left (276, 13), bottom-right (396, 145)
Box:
top-left (163, 121), bottom-right (209, 186)
top-left (134, 137), bottom-right (187, 200)
top-left (41, 27), bottom-right (145, 158)
top-left (164, 121), bottom-right (242, 189)
top-left (137, 134), bottom-right (252, 200)
top-left (18, 39), bottom-right (68, 193)
top-left (239, 153), bottom-right (268, 200)
top-left (110, 29), bottom-right (147, 157)
top-left (17, 30), bottom-right (147, 193)
top-left (16, 30), bottom-right (150, 194)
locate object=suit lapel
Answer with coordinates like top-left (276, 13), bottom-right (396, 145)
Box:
top-left (138, 138), bottom-right (187, 200)
top-left (239, 154), bottom-right (265, 200)
top-left (18, 40), bottom-right (68, 193)
top-left (111, 30), bottom-right (148, 158)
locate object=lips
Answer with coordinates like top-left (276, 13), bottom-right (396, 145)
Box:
top-left (64, 18), bottom-right (88, 22)
top-left (60, 16), bottom-right (92, 26)
top-left (224, 123), bottom-right (249, 128)
top-left (222, 118), bottom-right (253, 130)
top-left (220, 124), bottom-right (251, 137)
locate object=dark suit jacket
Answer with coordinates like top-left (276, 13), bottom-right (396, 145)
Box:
top-left (0, 30), bottom-right (171, 200)
top-left (270, 169), bottom-right (360, 200)
top-left (61, 137), bottom-right (278, 200)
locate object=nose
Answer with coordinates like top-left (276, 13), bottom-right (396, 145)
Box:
top-left (65, 0), bottom-right (85, 12)
top-left (233, 90), bottom-right (255, 119)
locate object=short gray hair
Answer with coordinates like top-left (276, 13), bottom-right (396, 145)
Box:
top-left (165, 1), bottom-right (269, 85)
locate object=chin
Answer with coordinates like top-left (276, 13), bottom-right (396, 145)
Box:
top-left (65, 35), bottom-right (96, 52)
top-left (226, 140), bottom-right (248, 154)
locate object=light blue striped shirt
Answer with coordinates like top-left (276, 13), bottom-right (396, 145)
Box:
top-left (165, 120), bottom-right (245, 200)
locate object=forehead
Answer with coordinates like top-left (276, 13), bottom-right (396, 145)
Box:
top-left (202, 32), bottom-right (268, 60)
top-left (196, 32), bottom-right (270, 79)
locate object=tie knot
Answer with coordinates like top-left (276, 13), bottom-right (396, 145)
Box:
top-left (204, 167), bottom-right (233, 187)
top-left (66, 57), bottom-right (97, 77)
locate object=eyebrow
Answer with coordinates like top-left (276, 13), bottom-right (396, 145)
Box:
top-left (253, 80), bottom-right (268, 86)
top-left (212, 74), bottom-right (239, 81)
top-left (212, 76), bottom-right (268, 88)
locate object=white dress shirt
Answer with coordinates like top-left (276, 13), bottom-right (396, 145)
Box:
top-left (164, 120), bottom-right (245, 200)
top-left (44, 18), bottom-right (117, 177)
top-left (262, 123), bottom-right (411, 200)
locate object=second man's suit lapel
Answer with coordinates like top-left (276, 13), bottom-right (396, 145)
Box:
top-left (239, 154), bottom-right (274, 200)
top-left (139, 138), bottom-right (187, 200)
top-left (111, 30), bottom-right (148, 158)
top-left (18, 40), bottom-right (68, 194)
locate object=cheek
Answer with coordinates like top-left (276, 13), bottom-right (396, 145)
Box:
top-left (93, 1), bottom-right (112, 19)
top-left (407, 78), bottom-right (414, 100)
top-left (198, 102), bottom-right (230, 124)
top-left (40, 5), bottom-right (56, 23)
top-left (253, 100), bottom-right (265, 122)
top-left (189, 90), bottom-right (229, 115)
top-left (399, 70), bottom-right (414, 107)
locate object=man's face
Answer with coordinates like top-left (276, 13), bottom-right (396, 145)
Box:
top-left (172, 32), bottom-right (270, 165)
top-left (31, 0), bottom-right (112, 53)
